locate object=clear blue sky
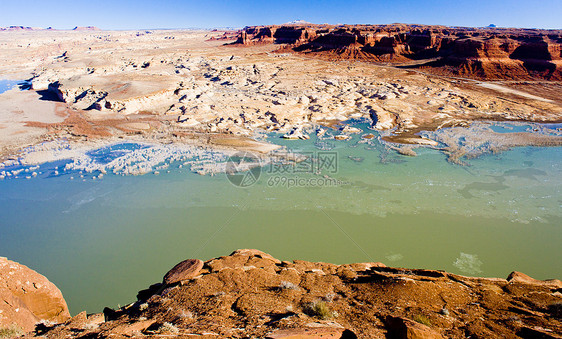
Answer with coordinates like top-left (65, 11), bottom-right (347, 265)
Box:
top-left (1, 0), bottom-right (560, 30)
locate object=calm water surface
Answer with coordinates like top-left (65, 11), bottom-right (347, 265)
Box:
top-left (0, 122), bottom-right (560, 314)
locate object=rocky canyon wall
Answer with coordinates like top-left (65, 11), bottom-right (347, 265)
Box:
top-left (235, 23), bottom-right (562, 80)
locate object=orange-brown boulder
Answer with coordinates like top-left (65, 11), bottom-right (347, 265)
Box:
top-left (507, 271), bottom-right (562, 288)
top-left (230, 248), bottom-right (282, 264)
top-left (162, 259), bottom-right (204, 285)
top-left (385, 316), bottom-right (443, 339)
top-left (0, 257), bottom-right (70, 332)
top-left (266, 327), bottom-right (353, 338)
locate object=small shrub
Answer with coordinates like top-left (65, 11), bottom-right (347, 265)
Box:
top-left (158, 322), bottom-right (179, 334)
top-left (279, 281), bottom-right (299, 290)
top-left (178, 310), bottom-right (193, 319)
top-left (304, 300), bottom-right (335, 320)
top-left (38, 319), bottom-right (55, 327)
top-left (0, 325), bottom-right (24, 338)
top-left (439, 307), bottom-right (449, 316)
top-left (323, 293), bottom-right (336, 302)
top-left (83, 323), bottom-right (99, 331)
top-left (414, 315), bottom-right (432, 327)
top-left (507, 315), bottom-right (521, 323)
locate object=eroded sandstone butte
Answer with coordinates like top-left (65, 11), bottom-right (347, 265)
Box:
top-left (29, 249), bottom-right (562, 338)
top-left (0, 257), bottom-right (70, 333)
top-left (235, 23), bottom-right (562, 80)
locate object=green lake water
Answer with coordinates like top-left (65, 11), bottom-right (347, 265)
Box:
top-left (0, 122), bottom-right (561, 314)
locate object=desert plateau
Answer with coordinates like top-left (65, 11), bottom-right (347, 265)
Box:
top-left (0, 2), bottom-right (561, 338)
top-left (0, 26), bottom-right (561, 167)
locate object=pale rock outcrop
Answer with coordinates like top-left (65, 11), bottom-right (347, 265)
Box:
top-left (507, 271), bottom-right (562, 289)
top-left (368, 107), bottom-right (396, 130)
top-left (283, 127), bottom-right (310, 140)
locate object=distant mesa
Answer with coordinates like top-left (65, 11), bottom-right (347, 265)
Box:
top-left (72, 26), bottom-right (101, 31)
top-left (233, 23), bottom-right (562, 80)
top-left (0, 26), bottom-right (42, 31)
top-left (284, 19), bottom-right (312, 25)
top-left (0, 26), bottom-right (101, 31)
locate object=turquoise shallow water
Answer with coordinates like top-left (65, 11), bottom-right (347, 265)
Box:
top-left (0, 121), bottom-right (561, 314)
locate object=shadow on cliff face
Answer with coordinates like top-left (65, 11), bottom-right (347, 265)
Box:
top-left (36, 89), bottom-right (63, 102)
top-left (522, 60), bottom-right (558, 79)
top-left (239, 24), bottom-right (562, 80)
top-left (508, 41), bottom-right (558, 78)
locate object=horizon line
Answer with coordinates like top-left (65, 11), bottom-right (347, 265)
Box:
top-left (2, 22), bottom-right (561, 31)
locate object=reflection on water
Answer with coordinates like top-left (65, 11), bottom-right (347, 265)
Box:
top-left (457, 178), bottom-right (509, 199)
top-left (503, 168), bottom-right (547, 181)
top-left (0, 120), bottom-right (561, 314)
top-left (0, 79), bottom-right (30, 94)
top-left (0, 79), bottom-right (21, 94)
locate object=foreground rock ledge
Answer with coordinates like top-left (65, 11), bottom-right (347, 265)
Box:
top-left (22, 249), bottom-right (562, 338)
top-left (0, 257), bottom-right (70, 333)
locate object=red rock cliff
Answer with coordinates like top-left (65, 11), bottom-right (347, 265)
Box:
top-left (234, 24), bottom-right (562, 80)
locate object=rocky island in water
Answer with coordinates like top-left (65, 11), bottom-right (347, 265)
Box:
top-left (0, 21), bottom-right (561, 338)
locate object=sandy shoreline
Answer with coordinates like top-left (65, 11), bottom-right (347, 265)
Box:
top-left (0, 29), bottom-right (561, 168)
